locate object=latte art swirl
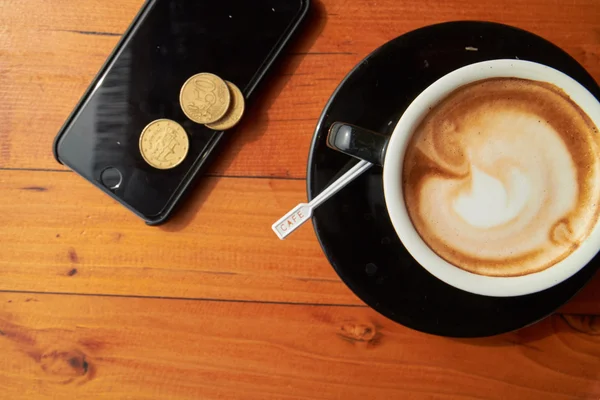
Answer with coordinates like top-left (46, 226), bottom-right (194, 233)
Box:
top-left (403, 78), bottom-right (600, 276)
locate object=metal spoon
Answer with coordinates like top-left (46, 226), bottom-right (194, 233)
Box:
top-left (272, 160), bottom-right (373, 239)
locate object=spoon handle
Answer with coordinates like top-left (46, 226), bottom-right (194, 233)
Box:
top-left (272, 160), bottom-right (373, 240)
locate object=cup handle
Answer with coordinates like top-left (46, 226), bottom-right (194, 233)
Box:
top-left (327, 122), bottom-right (390, 166)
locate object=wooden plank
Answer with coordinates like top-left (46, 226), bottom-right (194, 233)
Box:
top-left (1, 170), bottom-right (599, 314)
top-left (0, 170), bottom-right (360, 305)
top-left (1, 0), bottom-right (599, 177)
top-left (0, 292), bottom-right (598, 399)
top-left (0, 170), bottom-right (351, 302)
top-left (0, 28), bottom-right (348, 176)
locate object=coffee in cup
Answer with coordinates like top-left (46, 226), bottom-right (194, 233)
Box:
top-left (403, 77), bottom-right (600, 277)
top-left (327, 60), bottom-right (600, 297)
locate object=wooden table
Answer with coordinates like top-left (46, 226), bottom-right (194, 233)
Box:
top-left (1, 0), bottom-right (600, 398)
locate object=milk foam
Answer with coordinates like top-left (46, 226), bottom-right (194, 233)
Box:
top-left (403, 78), bottom-right (600, 276)
top-left (452, 164), bottom-right (530, 229)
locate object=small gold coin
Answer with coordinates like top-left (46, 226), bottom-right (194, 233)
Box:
top-left (180, 73), bottom-right (231, 124)
top-left (206, 81), bottom-right (246, 131)
top-left (139, 119), bottom-right (189, 170)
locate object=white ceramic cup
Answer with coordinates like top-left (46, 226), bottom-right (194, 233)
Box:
top-left (327, 59), bottom-right (600, 297)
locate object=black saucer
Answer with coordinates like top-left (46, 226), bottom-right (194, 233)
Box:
top-left (307, 21), bottom-right (600, 337)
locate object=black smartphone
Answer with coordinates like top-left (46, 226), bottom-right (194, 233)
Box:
top-left (53, 0), bottom-right (310, 225)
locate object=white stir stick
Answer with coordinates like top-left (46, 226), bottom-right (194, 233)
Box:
top-left (272, 160), bottom-right (373, 239)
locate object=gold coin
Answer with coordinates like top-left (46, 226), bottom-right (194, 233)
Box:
top-left (180, 73), bottom-right (231, 124)
top-left (206, 81), bottom-right (246, 131)
top-left (139, 119), bottom-right (189, 170)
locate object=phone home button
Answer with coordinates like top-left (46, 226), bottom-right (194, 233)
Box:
top-left (100, 167), bottom-right (123, 190)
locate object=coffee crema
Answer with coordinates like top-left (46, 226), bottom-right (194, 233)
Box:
top-left (402, 78), bottom-right (600, 277)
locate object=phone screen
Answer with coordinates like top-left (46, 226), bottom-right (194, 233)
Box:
top-left (57, 0), bottom-right (308, 219)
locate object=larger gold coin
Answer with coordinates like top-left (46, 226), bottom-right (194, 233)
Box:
top-left (139, 119), bottom-right (189, 170)
top-left (180, 73), bottom-right (231, 124)
top-left (206, 81), bottom-right (246, 131)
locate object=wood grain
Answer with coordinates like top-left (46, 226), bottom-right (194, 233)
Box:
top-left (1, 0), bottom-right (599, 178)
top-left (0, 170), bottom-right (359, 305)
top-left (0, 292), bottom-right (599, 400)
top-left (1, 169), bottom-right (599, 315)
